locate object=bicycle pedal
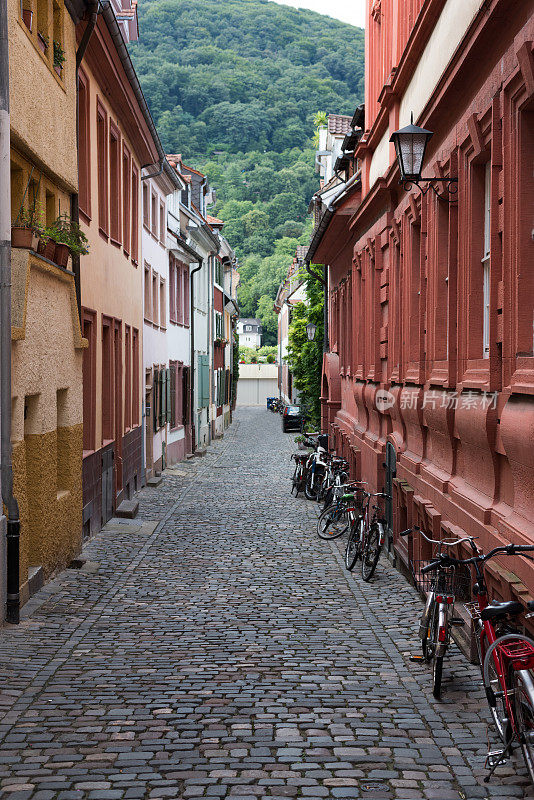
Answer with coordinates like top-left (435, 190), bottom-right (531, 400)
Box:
top-left (409, 654), bottom-right (425, 662)
top-left (485, 748), bottom-right (509, 769)
top-left (450, 617), bottom-right (465, 626)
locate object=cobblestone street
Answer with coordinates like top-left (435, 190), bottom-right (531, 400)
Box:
top-left (0, 407), bottom-right (533, 800)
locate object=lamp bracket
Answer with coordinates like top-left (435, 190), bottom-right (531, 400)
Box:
top-left (401, 176), bottom-right (458, 202)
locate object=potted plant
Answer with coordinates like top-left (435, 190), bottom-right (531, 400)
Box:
top-left (22, 3), bottom-right (32, 31)
top-left (53, 40), bottom-right (65, 75)
top-left (46, 213), bottom-right (89, 267)
top-left (11, 205), bottom-right (43, 249)
top-left (37, 30), bottom-right (48, 54)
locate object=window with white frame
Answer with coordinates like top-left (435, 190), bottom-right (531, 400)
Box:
top-left (482, 161), bottom-right (491, 358)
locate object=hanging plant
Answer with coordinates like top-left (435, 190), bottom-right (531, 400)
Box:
top-left (11, 203), bottom-right (44, 248)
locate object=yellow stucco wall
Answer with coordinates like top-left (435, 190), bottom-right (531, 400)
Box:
top-left (8, 0), bottom-right (78, 193)
top-left (11, 251), bottom-right (85, 594)
top-left (79, 62), bottom-right (144, 447)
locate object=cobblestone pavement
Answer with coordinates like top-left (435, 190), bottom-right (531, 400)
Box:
top-left (0, 407), bottom-right (533, 800)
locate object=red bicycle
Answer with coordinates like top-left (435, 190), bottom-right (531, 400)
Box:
top-left (423, 541), bottom-right (534, 783)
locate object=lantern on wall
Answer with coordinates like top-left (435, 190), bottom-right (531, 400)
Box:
top-left (306, 322), bottom-right (317, 342)
top-left (390, 113), bottom-right (457, 200)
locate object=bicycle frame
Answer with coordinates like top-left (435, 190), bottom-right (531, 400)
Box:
top-left (472, 561), bottom-right (534, 739)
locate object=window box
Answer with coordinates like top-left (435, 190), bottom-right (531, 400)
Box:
top-left (54, 243), bottom-right (69, 268)
top-left (11, 226), bottom-right (33, 249)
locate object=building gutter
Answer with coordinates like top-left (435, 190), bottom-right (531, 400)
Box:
top-left (0, 0), bottom-right (20, 624)
top-left (189, 258), bottom-right (202, 453)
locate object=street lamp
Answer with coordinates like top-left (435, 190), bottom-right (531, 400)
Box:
top-left (306, 322), bottom-right (317, 341)
top-left (390, 114), bottom-right (457, 200)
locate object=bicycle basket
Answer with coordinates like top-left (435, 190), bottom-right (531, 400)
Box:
top-left (410, 560), bottom-right (472, 600)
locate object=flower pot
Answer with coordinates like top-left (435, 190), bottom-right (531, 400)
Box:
top-left (22, 8), bottom-right (32, 30)
top-left (54, 243), bottom-right (69, 268)
top-left (37, 32), bottom-right (47, 54)
top-left (43, 239), bottom-right (56, 261)
top-left (11, 226), bottom-right (33, 248)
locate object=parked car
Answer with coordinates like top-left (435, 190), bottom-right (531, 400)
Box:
top-left (282, 405), bottom-right (303, 432)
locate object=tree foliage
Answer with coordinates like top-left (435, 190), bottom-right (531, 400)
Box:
top-left (130, 0), bottom-right (363, 345)
top-left (286, 269), bottom-right (324, 428)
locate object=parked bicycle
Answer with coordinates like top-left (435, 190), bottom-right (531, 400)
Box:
top-left (417, 539), bottom-right (534, 782)
top-left (344, 491), bottom-right (390, 581)
top-left (303, 434), bottom-right (329, 501)
top-left (316, 482), bottom-right (366, 540)
top-left (401, 525), bottom-right (471, 698)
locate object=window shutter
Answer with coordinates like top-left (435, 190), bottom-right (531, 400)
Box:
top-left (159, 369), bottom-right (165, 428)
top-left (153, 368), bottom-right (159, 431)
top-left (203, 355), bottom-right (210, 406)
top-left (182, 366), bottom-right (190, 425)
top-left (166, 368), bottom-right (172, 424)
top-left (170, 366), bottom-right (176, 428)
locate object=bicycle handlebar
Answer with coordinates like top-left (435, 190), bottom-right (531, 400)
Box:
top-left (421, 543), bottom-right (534, 574)
top-left (401, 525), bottom-right (478, 550)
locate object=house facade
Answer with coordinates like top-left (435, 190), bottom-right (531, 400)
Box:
top-left (309, 0), bottom-right (534, 622)
top-left (274, 247), bottom-right (308, 405)
top-left (77, 0), bottom-right (165, 533)
top-left (7, 0), bottom-right (86, 611)
top-left (141, 167), bottom-right (182, 479)
top-left (237, 318), bottom-right (262, 349)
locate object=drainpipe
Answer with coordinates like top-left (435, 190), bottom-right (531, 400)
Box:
top-left (190, 260), bottom-right (202, 452)
top-left (0, 0), bottom-right (20, 624)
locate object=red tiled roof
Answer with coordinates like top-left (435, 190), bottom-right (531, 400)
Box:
top-left (207, 215), bottom-right (224, 225)
top-left (181, 162), bottom-right (205, 178)
top-left (328, 114), bottom-right (352, 136)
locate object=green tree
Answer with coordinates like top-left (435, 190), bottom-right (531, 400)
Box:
top-left (286, 270), bottom-right (324, 428)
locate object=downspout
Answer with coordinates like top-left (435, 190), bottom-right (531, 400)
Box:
top-left (0, 0), bottom-right (20, 623)
top-left (190, 260), bottom-right (202, 453)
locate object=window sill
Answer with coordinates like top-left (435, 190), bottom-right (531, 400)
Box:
top-left (99, 227), bottom-right (109, 242)
top-left (123, 248), bottom-right (130, 258)
top-left (79, 207), bottom-right (91, 225)
top-left (143, 222), bottom-right (150, 233)
top-left (110, 237), bottom-right (122, 249)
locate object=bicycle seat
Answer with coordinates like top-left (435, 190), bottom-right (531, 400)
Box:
top-left (480, 601), bottom-right (523, 621)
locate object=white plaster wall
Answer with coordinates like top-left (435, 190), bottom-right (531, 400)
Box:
top-left (369, 128), bottom-right (390, 190)
top-left (399, 0), bottom-right (483, 127)
top-left (142, 178), bottom-right (169, 470)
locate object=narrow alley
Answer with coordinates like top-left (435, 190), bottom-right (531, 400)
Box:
top-left (0, 409), bottom-right (532, 800)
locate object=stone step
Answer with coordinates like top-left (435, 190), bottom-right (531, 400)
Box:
top-left (146, 476), bottom-right (162, 487)
top-left (116, 499), bottom-right (139, 518)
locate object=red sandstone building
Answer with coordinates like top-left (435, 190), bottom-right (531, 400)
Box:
top-left (308, 0), bottom-right (534, 616)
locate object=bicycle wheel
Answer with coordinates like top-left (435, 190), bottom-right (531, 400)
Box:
top-left (304, 472), bottom-right (320, 501)
top-left (317, 505), bottom-right (349, 540)
top-left (291, 463), bottom-right (302, 496)
top-left (422, 601), bottom-right (438, 662)
top-left (361, 522), bottom-right (382, 582)
top-left (345, 517), bottom-right (363, 571)
top-left (432, 654), bottom-right (444, 699)
top-left (476, 628), bottom-right (511, 743)
top-left (512, 667), bottom-right (534, 783)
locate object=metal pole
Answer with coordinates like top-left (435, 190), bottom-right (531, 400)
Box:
top-left (0, 0), bottom-right (20, 624)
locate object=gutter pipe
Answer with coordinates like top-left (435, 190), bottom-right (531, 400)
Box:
top-left (0, 0), bottom-right (20, 623)
top-left (190, 259), bottom-right (202, 453)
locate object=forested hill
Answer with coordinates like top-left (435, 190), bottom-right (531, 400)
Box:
top-left (130, 0), bottom-right (364, 343)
